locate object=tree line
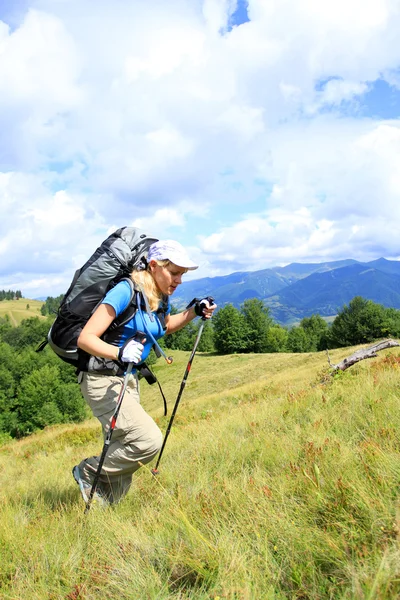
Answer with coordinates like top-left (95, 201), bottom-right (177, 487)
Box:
top-left (40, 294), bottom-right (64, 316)
top-left (167, 296), bottom-right (400, 354)
top-left (0, 290), bottom-right (22, 301)
top-left (1, 295), bottom-right (400, 442)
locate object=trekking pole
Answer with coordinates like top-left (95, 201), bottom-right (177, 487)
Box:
top-left (151, 311), bottom-right (209, 476)
top-left (84, 361), bottom-right (133, 514)
top-left (84, 332), bottom-right (147, 514)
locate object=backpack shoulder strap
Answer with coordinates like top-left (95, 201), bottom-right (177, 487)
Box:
top-left (106, 278), bottom-right (138, 331)
top-left (155, 294), bottom-right (169, 331)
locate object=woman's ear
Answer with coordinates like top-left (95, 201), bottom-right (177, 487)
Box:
top-left (148, 259), bottom-right (158, 273)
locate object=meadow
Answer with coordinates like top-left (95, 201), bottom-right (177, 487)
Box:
top-left (0, 299), bottom-right (45, 325)
top-left (0, 346), bottom-right (399, 599)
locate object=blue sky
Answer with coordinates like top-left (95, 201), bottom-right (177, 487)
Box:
top-left (315, 76), bottom-right (400, 119)
top-left (0, 0), bottom-right (400, 298)
top-left (362, 78), bottom-right (400, 119)
top-left (228, 0), bottom-right (249, 30)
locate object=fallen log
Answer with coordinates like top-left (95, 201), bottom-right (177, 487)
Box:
top-left (328, 339), bottom-right (400, 372)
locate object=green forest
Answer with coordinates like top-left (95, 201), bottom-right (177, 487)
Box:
top-left (1, 295), bottom-right (400, 443)
top-left (0, 289), bottom-right (22, 301)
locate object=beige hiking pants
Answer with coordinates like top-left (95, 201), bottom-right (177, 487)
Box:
top-left (78, 371), bottom-right (163, 503)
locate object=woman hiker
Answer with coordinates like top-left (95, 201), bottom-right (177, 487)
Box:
top-left (73, 239), bottom-right (216, 506)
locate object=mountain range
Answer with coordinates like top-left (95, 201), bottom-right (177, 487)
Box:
top-left (173, 258), bottom-right (400, 325)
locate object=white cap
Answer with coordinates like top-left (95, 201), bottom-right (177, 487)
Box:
top-left (147, 240), bottom-right (198, 270)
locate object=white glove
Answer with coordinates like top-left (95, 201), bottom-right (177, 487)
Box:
top-left (118, 338), bottom-right (145, 364)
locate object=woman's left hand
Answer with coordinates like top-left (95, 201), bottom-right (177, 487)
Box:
top-left (197, 297), bottom-right (217, 319)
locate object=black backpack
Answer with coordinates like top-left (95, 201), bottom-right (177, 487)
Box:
top-left (45, 226), bottom-right (158, 369)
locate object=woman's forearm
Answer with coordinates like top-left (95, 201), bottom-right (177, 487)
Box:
top-left (166, 307), bottom-right (196, 334)
top-left (77, 303), bottom-right (118, 360)
top-left (78, 332), bottom-right (119, 360)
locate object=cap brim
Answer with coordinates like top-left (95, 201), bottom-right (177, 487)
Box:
top-left (168, 253), bottom-right (198, 270)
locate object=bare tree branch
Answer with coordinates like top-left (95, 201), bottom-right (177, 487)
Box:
top-left (330, 339), bottom-right (400, 372)
top-left (325, 348), bottom-right (333, 367)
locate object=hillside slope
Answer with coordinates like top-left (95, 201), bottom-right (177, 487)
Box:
top-left (1, 346), bottom-right (399, 599)
top-left (0, 298), bottom-right (45, 325)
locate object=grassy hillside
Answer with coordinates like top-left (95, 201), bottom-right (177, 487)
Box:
top-left (0, 298), bottom-right (46, 325)
top-left (1, 347), bottom-right (399, 599)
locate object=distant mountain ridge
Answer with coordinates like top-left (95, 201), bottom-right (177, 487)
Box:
top-left (174, 258), bottom-right (400, 325)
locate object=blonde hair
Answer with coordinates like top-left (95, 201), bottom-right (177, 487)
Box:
top-left (130, 259), bottom-right (170, 312)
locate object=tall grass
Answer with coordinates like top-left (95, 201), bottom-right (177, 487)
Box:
top-left (1, 347), bottom-right (399, 599)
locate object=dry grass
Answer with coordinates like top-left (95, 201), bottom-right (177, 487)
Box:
top-left (1, 346), bottom-right (399, 599)
top-left (0, 299), bottom-right (46, 325)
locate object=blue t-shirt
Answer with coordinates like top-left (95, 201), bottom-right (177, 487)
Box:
top-left (102, 280), bottom-right (170, 364)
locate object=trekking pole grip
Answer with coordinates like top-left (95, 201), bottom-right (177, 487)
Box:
top-left (201, 296), bottom-right (215, 320)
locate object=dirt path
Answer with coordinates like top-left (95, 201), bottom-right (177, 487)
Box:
top-left (8, 311), bottom-right (18, 326)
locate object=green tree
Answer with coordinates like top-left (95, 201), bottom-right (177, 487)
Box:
top-left (14, 364), bottom-right (85, 436)
top-left (240, 298), bottom-right (273, 353)
top-left (329, 296), bottom-right (391, 348)
top-left (164, 317), bottom-right (214, 353)
top-left (383, 307), bottom-right (400, 338)
top-left (2, 316), bottom-right (52, 350)
top-left (197, 319), bottom-right (215, 352)
top-left (0, 289), bottom-right (21, 301)
top-left (266, 325), bottom-right (288, 352)
top-left (287, 326), bottom-right (310, 353)
top-left (40, 294), bottom-right (64, 316)
top-left (0, 342), bottom-right (18, 381)
top-left (0, 366), bottom-right (16, 434)
top-left (164, 305), bottom-right (198, 351)
top-left (213, 304), bottom-right (248, 354)
top-left (0, 315), bottom-right (12, 340)
top-left (300, 314), bottom-right (329, 351)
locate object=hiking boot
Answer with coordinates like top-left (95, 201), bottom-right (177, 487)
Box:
top-left (72, 465), bottom-right (108, 508)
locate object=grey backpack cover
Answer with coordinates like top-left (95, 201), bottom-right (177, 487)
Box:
top-left (47, 226), bottom-right (158, 367)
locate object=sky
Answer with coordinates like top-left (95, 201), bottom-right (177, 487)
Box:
top-left (0, 0), bottom-right (400, 299)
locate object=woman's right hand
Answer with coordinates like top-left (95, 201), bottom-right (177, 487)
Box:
top-left (118, 337), bottom-right (146, 363)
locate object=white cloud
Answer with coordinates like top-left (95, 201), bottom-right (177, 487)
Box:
top-left (307, 79), bottom-right (369, 114)
top-left (0, 10), bottom-right (80, 105)
top-left (203, 0), bottom-right (238, 34)
top-left (0, 171), bottom-right (107, 287)
top-left (0, 0), bottom-right (400, 296)
top-left (199, 118), bottom-right (400, 274)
